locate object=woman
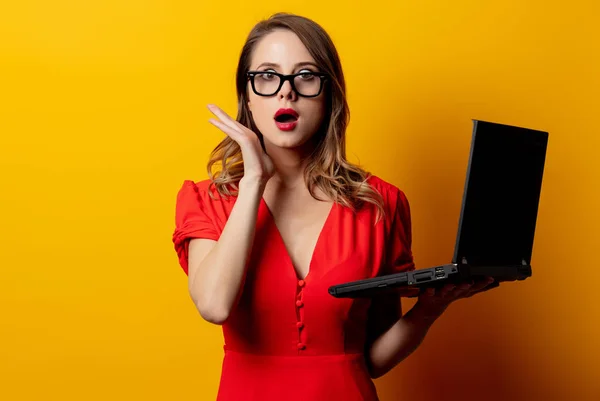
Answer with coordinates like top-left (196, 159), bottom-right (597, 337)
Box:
top-left (172, 12), bottom-right (495, 401)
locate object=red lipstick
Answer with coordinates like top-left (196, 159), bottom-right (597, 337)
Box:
top-left (274, 108), bottom-right (299, 131)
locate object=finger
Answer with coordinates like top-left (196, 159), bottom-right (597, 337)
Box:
top-left (470, 278), bottom-right (495, 293)
top-left (486, 280), bottom-right (500, 290)
top-left (465, 287), bottom-right (488, 298)
top-left (402, 288), bottom-right (420, 298)
top-left (406, 287), bottom-right (421, 295)
top-left (451, 283), bottom-right (472, 298)
top-left (466, 280), bottom-right (497, 298)
top-left (439, 284), bottom-right (456, 298)
top-left (208, 118), bottom-right (246, 142)
top-left (207, 104), bottom-right (246, 134)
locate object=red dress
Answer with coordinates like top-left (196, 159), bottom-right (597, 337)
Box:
top-left (172, 175), bottom-right (415, 401)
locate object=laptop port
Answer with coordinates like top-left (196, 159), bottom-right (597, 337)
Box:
top-left (414, 271), bottom-right (432, 283)
top-left (435, 267), bottom-right (444, 272)
top-left (435, 271), bottom-right (445, 279)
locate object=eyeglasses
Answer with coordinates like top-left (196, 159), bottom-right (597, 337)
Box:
top-left (246, 71), bottom-right (328, 97)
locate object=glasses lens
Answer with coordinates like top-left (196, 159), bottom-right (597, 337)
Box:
top-left (253, 72), bottom-right (281, 96)
top-left (294, 73), bottom-right (322, 96)
top-left (251, 72), bottom-right (324, 96)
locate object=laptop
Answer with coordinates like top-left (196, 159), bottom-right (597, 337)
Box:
top-left (328, 119), bottom-right (549, 298)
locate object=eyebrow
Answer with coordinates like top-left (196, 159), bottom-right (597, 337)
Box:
top-left (255, 62), bottom-right (319, 70)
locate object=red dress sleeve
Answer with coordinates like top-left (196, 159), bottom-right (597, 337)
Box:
top-left (365, 185), bottom-right (416, 350)
top-left (385, 187), bottom-right (416, 275)
top-left (172, 180), bottom-right (220, 275)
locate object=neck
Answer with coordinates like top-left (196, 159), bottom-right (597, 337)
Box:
top-left (263, 140), bottom-right (317, 190)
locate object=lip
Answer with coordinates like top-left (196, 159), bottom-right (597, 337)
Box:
top-left (275, 120), bottom-right (298, 131)
top-left (274, 108), bottom-right (299, 131)
top-left (274, 108), bottom-right (299, 119)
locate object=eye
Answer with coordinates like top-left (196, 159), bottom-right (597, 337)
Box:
top-left (256, 70), bottom-right (277, 80)
top-left (297, 70), bottom-right (316, 80)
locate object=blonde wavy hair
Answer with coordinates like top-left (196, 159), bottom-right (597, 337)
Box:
top-left (207, 13), bottom-right (385, 219)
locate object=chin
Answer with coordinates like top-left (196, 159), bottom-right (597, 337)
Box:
top-left (264, 132), bottom-right (312, 149)
top-left (261, 126), bottom-right (318, 150)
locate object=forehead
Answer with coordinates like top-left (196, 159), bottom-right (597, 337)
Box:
top-left (250, 29), bottom-right (315, 70)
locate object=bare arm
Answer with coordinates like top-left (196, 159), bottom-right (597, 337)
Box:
top-left (366, 279), bottom-right (496, 378)
top-left (187, 104), bottom-right (275, 325)
top-left (187, 178), bottom-right (266, 325)
top-left (366, 300), bottom-right (439, 379)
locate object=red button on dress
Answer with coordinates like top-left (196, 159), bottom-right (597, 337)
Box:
top-left (172, 175), bottom-right (415, 401)
top-left (295, 300), bottom-right (303, 307)
top-left (296, 322), bottom-right (304, 329)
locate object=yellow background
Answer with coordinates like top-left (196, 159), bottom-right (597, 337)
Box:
top-left (1, 1), bottom-right (598, 400)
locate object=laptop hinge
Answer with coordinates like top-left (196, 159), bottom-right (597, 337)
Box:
top-left (461, 257), bottom-right (529, 266)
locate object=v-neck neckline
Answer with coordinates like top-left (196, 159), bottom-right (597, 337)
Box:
top-left (260, 197), bottom-right (336, 283)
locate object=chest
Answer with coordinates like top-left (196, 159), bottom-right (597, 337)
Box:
top-left (238, 197), bottom-right (387, 329)
top-left (263, 188), bottom-right (335, 279)
top-left (268, 199), bottom-right (334, 279)
top-left (248, 192), bottom-right (388, 284)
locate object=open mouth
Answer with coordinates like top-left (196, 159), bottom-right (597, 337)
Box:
top-left (274, 108), bottom-right (299, 131)
top-left (274, 108), bottom-right (299, 123)
top-left (274, 114), bottom-right (298, 123)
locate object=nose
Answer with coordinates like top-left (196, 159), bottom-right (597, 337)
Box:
top-left (278, 78), bottom-right (297, 101)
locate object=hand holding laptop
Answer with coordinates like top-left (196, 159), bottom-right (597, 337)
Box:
top-left (411, 276), bottom-right (498, 319)
top-left (328, 120), bottom-right (548, 299)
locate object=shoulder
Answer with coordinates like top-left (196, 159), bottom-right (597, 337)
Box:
top-left (177, 178), bottom-right (213, 194)
top-left (173, 177), bottom-right (236, 229)
top-left (174, 178), bottom-right (234, 219)
top-left (366, 174), bottom-right (399, 193)
top-left (364, 174), bottom-right (412, 227)
top-left (176, 178), bottom-right (226, 203)
top-left (366, 174), bottom-right (409, 206)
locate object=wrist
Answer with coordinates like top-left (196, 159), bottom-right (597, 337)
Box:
top-left (405, 300), bottom-right (447, 327)
top-left (239, 176), bottom-right (268, 193)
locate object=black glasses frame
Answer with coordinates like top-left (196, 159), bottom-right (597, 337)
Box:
top-left (246, 71), bottom-right (328, 98)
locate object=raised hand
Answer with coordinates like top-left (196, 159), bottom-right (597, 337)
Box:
top-left (207, 104), bottom-right (275, 184)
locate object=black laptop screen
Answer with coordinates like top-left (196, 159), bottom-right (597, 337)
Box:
top-left (453, 120), bottom-right (548, 266)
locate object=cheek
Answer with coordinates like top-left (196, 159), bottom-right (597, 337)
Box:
top-left (303, 100), bottom-right (326, 129)
top-left (248, 97), bottom-right (273, 127)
